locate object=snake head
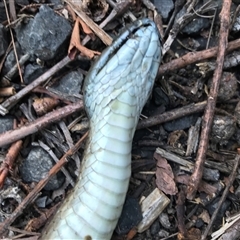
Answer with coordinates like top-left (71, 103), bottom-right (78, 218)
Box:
top-left (83, 19), bottom-right (162, 119)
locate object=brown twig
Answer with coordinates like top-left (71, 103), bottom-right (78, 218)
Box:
top-left (7, 226), bottom-right (39, 239)
top-left (71, 0), bottom-right (131, 47)
top-left (0, 56), bottom-right (72, 115)
top-left (137, 101), bottom-right (207, 130)
top-left (176, 187), bottom-right (187, 238)
top-left (187, 0), bottom-right (232, 200)
top-left (0, 140), bottom-right (23, 188)
top-left (25, 203), bottom-right (61, 232)
top-left (201, 153), bottom-right (240, 239)
top-left (64, 0), bottom-right (112, 46)
top-left (0, 131), bottom-right (88, 237)
top-left (158, 38), bottom-right (240, 76)
top-left (0, 101), bottom-right (83, 147)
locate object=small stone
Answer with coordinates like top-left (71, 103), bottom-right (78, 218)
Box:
top-left (208, 72), bottom-right (237, 102)
top-left (15, 0), bottom-right (29, 5)
top-left (35, 196), bottom-right (48, 208)
top-left (153, 87), bottom-right (169, 107)
top-left (210, 115), bottom-right (236, 145)
top-left (49, 0), bottom-right (64, 9)
top-left (234, 101), bottom-right (240, 126)
top-left (158, 229), bottom-right (169, 238)
top-left (0, 2), bottom-right (7, 22)
top-left (195, 218), bottom-right (204, 228)
top-left (153, 0), bottom-right (174, 20)
top-left (3, 43), bottom-right (23, 75)
top-left (150, 220), bottom-right (160, 235)
top-left (24, 64), bottom-right (47, 84)
top-left (0, 24), bottom-right (9, 57)
top-left (52, 71), bottom-right (83, 95)
top-left (19, 147), bottom-right (64, 191)
top-left (15, 5), bottom-right (72, 61)
top-left (116, 197), bottom-right (142, 235)
top-left (235, 185), bottom-right (240, 198)
top-left (0, 116), bottom-right (14, 134)
top-left (159, 212), bottom-right (171, 229)
top-left (175, 6), bottom-right (210, 35)
top-left (206, 197), bottom-right (231, 226)
top-left (163, 114), bottom-right (199, 132)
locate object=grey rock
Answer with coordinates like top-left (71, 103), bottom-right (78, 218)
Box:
top-left (53, 71), bottom-right (83, 95)
top-left (175, 6), bottom-right (210, 35)
top-left (49, 0), bottom-right (64, 9)
top-left (35, 196), bottom-right (48, 208)
top-left (232, 10), bottom-right (240, 32)
top-left (202, 168), bottom-right (220, 182)
top-left (153, 0), bottom-right (174, 20)
top-left (159, 212), bottom-right (171, 229)
top-left (235, 185), bottom-right (240, 198)
top-left (206, 197), bottom-right (231, 226)
top-left (116, 197), bottom-right (142, 235)
top-left (0, 116), bottom-right (14, 134)
top-left (210, 115), bottom-right (236, 145)
top-left (183, 17), bottom-right (210, 35)
top-left (0, 116), bottom-right (14, 148)
top-left (15, 0), bottom-right (29, 5)
top-left (153, 87), bottom-right (169, 106)
top-left (15, 5), bottom-right (72, 61)
top-left (3, 43), bottom-right (23, 75)
top-left (208, 72), bottom-right (237, 102)
top-left (150, 220), bottom-right (160, 235)
top-left (158, 229), bottom-right (169, 238)
top-left (234, 128), bottom-right (240, 146)
top-left (233, 16), bottom-right (240, 32)
top-left (20, 147), bottom-right (64, 191)
top-left (0, 24), bottom-right (9, 57)
top-left (24, 64), bottom-right (47, 84)
top-left (195, 218), bottom-right (204, 228)
top-left (0, 2), bottom-right (6, 22)
top-left (163, 114), bottom-right (199, 132)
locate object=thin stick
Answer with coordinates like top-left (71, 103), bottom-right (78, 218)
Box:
top-left (187, 0), bottom-right (232, 200)
top-left (158, 38), bottom-right (240, 75)
top-left (0, 56), bottom-right (72, 115)
top-left (0, 101), bottom-right (83, 147)
top-left (201, 154), bottom-right (240, 239)
top-left (137, 101), bottom-right (207, 130)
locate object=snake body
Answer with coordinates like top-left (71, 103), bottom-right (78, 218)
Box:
top-left (41, 18), bottom-right (161, 239)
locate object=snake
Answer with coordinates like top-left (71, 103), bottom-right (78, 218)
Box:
top-left (40, 18), bottom-right (161, 239)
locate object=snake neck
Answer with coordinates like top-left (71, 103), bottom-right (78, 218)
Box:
top-left (82, 90), bottom-right (140, 173)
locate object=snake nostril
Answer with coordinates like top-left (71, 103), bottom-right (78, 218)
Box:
top-left (84, 235), bottom-right (92, 240)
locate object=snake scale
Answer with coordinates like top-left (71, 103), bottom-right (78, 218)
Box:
top-left (41, 18), bottom-right (162, 239)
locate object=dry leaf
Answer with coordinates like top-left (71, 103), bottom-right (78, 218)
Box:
top-left (68, 17), bottom-right (100, 59)
top-left (198, 209), bottom-right (210, 224)
top-left (154, 152), bottom-right (178, 195)
top-left (78, 17), bottom-right (95, 38)
top-left (66, 4), bottom-right (76, 21)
